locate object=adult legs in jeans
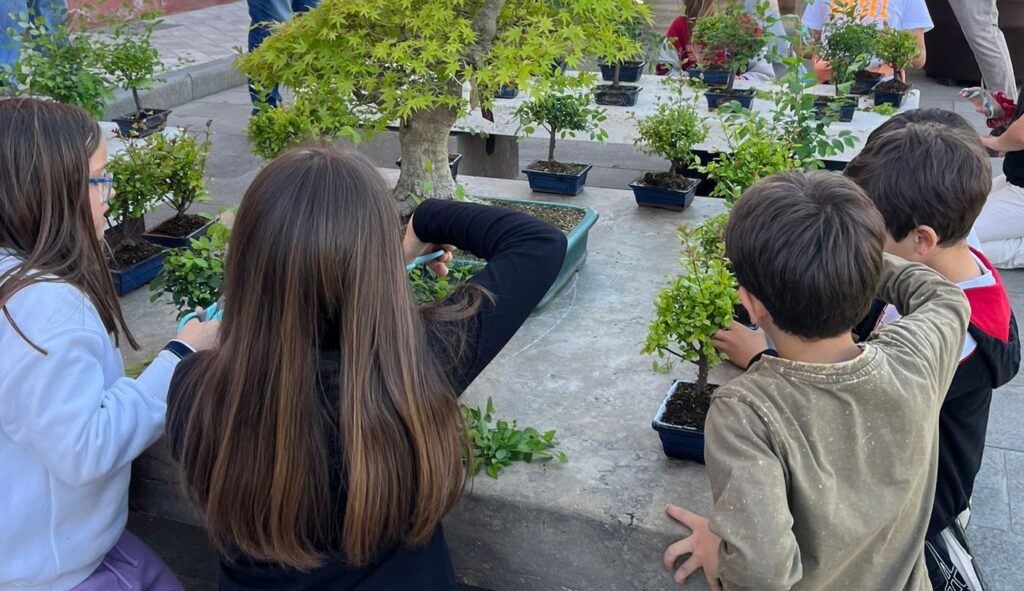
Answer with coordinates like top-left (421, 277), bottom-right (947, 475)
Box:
top-left (246, 0), bottom-right (318, 108)
top-left (0, 0), bottom-right (66, 81)
top-left (946, 0), bottom-right (1017, 101)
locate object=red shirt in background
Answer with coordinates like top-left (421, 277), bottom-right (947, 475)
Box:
top-left (656, 16), bottom-right (698, 75)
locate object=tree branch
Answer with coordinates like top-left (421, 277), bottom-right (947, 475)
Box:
top-left (467, 0), bottom-right (508, 70)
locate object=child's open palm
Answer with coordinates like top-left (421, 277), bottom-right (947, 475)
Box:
top-left (663, 504), bottom-right (723, 590)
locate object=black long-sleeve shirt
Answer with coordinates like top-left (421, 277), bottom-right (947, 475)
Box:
top-left (166, 199), bottom-right (567, 590)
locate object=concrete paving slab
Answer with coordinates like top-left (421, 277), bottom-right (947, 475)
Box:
top-left (969, 525), bottom-right (1024, 591)
top-left (972, 448), bottom-right (1011, 532)
top-left (1006, 450), bottom-right (1024, 536)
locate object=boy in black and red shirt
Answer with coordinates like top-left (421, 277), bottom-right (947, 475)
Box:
top-left (714, 110), bottom-right (1020, 591)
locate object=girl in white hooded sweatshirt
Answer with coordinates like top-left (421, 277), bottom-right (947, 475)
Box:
top-left (0, 98), bottom-right (219, 590)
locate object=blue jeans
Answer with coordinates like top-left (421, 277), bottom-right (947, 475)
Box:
top-left (0, 0), bottom-right (66, 81)
top-left (247, 0), bottom-right (317, 107)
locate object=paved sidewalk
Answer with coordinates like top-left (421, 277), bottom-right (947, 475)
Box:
top-left (153, 1), bottom-right (249, 68)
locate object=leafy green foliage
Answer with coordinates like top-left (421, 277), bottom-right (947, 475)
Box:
top-left (643, 220), bottom-right (738, 397)
top-left (237, 0), bottom-right (649, 143)
top-left (6, 10), bottom-right (111, 117)
top-left (702, 109), bottom-right (804, 204)
top-left (408, 263), bottom-right (480, 305)
top-left (867, 102), bottom-right (898, 116)
top-left (106, 137), bottom-right (164, 246)
top-left (148, 123), bottom-right (213, 218)
top-left (817, 14), bottom-right (877, 85)
top-left (462, 397), bottom-right (568, 479)
top-left (875, 26), bottom-right (919, 79)
top-left (762, 55), bottom-right (858, 161)
top-left (690, 6), bottom-right (766, 73)
top-left (513, 93), bottom-right (607, 162)
top-left (246, 104), bottom-right (363, 159)
top-left (100, 7), bottom-right (169, 113)
top-left (634, 100), bottom-right (708, 172)
top-left (150, 221), bottom-right (231, 318)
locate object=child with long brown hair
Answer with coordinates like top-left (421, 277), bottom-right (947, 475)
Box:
top-left (166, 146), bottom-right (567, 590)
top-left (0, 97), bottom-right (219, 590)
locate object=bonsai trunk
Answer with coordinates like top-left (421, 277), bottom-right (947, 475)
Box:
top-left (394, 102), bottom-right (460, 217)
top-left (613, 62), bottom-right (622, 88)
top-left (132, 88), bottom-right (143, 114)
top-left (695, 351), bottom-right (710, 398)
top-left (547, 128), bottom-right (557, 162)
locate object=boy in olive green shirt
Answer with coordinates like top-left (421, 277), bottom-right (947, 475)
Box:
top-left (662, 171), bottom-right (970, 590)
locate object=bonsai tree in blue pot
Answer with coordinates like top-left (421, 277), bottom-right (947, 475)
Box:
top-left (141, 122), bottom-right (215, 248)
top-left (516, 93), bottom-right (608, 196)
top-left (643, 219), bottom-right (738, 463)
top-left (101, 8), bottom-right (172, 138)
top-left (690, 6), bottom-right (766, 110)
top-left (630, 99), bottom-right (708, 210)
top-left (105, 138), bottom-right (165, 295)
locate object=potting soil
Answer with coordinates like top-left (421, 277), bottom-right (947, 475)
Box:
top-left (149, 214), bottom-right (208, 238)
top-left (662, 382), bottom-right (717, 430)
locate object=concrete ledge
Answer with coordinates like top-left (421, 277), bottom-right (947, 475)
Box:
top-left (104, 56), bottom-right (246, 120)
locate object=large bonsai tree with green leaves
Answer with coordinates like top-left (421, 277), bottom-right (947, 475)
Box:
top-left (239, 0), bottom-right (648, 214)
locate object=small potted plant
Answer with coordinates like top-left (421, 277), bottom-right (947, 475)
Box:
top-left (141, 122), bottom-right (216, 248)
top-left (643, 221), bottom-right (738, 463)
top-left (630, 100), bottom-right (708, 210)
top-left (246, 105), bottom-right (322, 159)
top-left (817, 11), bottom-right (879, 95)
top-left (515, 93), bottom-right (607, 195)
top-left (702, 110), bottom-right (802, 204)
top-left (102, 8), bottom-right (172, 138)
top-left (8, 9), bottom-right (112, 118)
top-left (594, 11), bottom-right (647, 107)
top-left (104, 137), bottom-right (165, 295)
top-left (690, 7), bottom-right (765, 110)
top-left (150, 219), bottom-right (231, 318)
top-left (872, 26), bottom-right (919, 108)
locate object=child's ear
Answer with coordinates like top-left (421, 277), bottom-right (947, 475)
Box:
top-left (738, 286), bottom-right (769, 325)
top-left (912, 225), bottom-right (940, 256)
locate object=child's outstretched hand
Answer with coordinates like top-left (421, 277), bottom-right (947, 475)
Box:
top-left (713, 322), bottom-right (768, 370)
top-left (403, 215), bottom-right (455, 276)
top-left (663, 504), bottom-right (722, 590)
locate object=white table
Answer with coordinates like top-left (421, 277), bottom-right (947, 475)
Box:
top-left (451, 72), bottom-right (921, 177)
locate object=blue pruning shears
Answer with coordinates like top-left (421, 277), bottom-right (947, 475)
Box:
top-left (177, 299), bottom-right (224, 333)
top-left (406, 250), bottom-right (445, 271)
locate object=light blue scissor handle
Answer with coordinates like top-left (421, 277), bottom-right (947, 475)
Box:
top-left (177, 301), bottom-right (224, 333)
top-left (405, 250), bottom-right (445, 271)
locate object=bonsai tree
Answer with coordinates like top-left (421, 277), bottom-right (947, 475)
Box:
top-left (514, 93), bottom-right (608, 171)
top-left (7, 10), bottom-right (112, 117)
top-left (702, 109), bottom-right (803, 204)
top-left (146, 122), bottom-right (214, 238)
top-left (643, 220), bottom-right (738, 397)
top-left (105, 138), bottom-right (163, 265)
top-left (238, 0), bottom-right (649, 214)
top-left (690, 5), bottom-right (766, 87)
top-left (597, 6), bottom-right (648, 87)
top-left (247, 104), bottom-right (359, 160)
top-left (817, 14), bottom-right (878, 87)
top-left (101, 7), bottom-right (170, 130)
top-left (633, 100), bottom-right (708, 185)
top-left (874, 26), bottom-right (920, 95)
top-left (151, 220), bottom-right (231, 318)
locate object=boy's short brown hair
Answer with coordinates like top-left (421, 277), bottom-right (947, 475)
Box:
top-left (725, 171), bottom-right (886, 339)
top-left (844, 121), bottom-right (991, 244)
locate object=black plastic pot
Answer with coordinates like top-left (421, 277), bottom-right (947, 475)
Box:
top-left (850, 70), bottom-right (883, 95)
top-left (522, 161), bottom-right (592, 196)
top-left (550, 59), bottom-right (568, 75)
top-left (652, 380), bottom-right (710, 464)
top-left (600, 61), bottom-right (646, 83)
top-left (874, 88), bottom-right (907, 108)
top-left (704, 88), bottom-right (755, 111)
top-left (112, 108), bottom-right (171, 138)
top-left (142, 218), bottom-right (215, 249)
top-left (495, 85), bottom-right (519, 99)
top-left (629, 175), bottom-right (699, 211)
top-left (110, 249), bottom-right (166, 296)
top-left (395, 153), bottom-right (463, 180)
top-left (813, 97), bottom-right (856, 122)
top-left (593, 84), bottom-right (641, 107)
